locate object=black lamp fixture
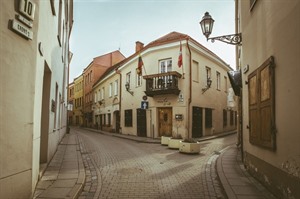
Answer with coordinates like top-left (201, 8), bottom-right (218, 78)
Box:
top-left (125, 82), bottom-right (134, 96)
top-left (202, 77), bottom-right (212, 93)
top-left (200, 12), bottom-right (242, 45)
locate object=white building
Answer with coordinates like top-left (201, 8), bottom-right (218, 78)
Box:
top-left (0, 0), bottom-right (73, 197)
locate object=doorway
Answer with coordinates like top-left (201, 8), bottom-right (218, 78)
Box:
top-left (158, 107), bottom-right (172, 137)
top-left (192, 106), bottom-right (203, 138)
top-left (115, 111), bottom-right (120, 133)
top-left (137, 109), bottom-right (147, 137)
top-left (40, 63), bottom-right (51, 164)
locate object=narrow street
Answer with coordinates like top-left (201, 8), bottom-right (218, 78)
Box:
top-left (74, 128), bottom-right (236, 199)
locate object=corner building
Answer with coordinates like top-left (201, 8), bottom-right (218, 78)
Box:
top-left (117, 32), bottom-right (236, 138)
top-left (0, 0), bottom-right (73, 198)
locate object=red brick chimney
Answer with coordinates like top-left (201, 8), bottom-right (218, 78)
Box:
top-left (135, 41), bottom-right (144, 53)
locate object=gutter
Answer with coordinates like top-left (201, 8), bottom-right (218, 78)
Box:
top-left (186, 37), bottom-right (192, 138)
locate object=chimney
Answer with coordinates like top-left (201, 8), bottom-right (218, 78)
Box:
top-left (135, 41), bottom-right (144, 53)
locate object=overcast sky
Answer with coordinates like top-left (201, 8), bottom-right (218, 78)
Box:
top-left (69, 0), bottom-right (236, 81)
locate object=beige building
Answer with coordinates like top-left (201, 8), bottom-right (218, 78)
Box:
top-left (0, 0), bottom-right (73, 198)
top-left (92, 63), bottom-right (124, 133)
top-left (114, 32), bottom-right (236, 138)
top-left (73, 74), bottom-right (84, 126)
top-left (236, 0), bottom-right (300, 198)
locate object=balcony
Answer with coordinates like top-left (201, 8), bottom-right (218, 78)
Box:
top-left (143, 71), bottom-right (182, 97)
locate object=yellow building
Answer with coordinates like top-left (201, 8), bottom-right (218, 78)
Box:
top-left (108, 32), bottom-right (236, 138)
top-left (0, 0), bottom-right (73, 198)
top-left (236, 0), bottom-right (300, 198)
top-left (73, 74), bottom-right (84, 126)
top-left (68, 82), bottom-right (75, 125)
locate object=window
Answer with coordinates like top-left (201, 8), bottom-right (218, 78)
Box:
top-left (223, 109), bottom-right (227, 127)
top-left (57, 0), bottom-right (62, 46)
top-left (248, 56), bottom-right (276, 150)
top-left (224, 76), bottom-right (228, 92)
top-left (192, 60), bottom-right (199, 82)
top-left (250, 0), bottom-right (258, 11)
top-left (136, 70), bottom-right (142, 87)
top-left (206, 67), bottom-right (211, 86)
top-left (205, 108), bottom-right (212, 128)
top-left (109, 83), bottom-right (113, 97)
top-left (216, 72), bottom-right (221, 90)
top-left (114, 80), bottom-right (118, 96)
top-left (101, 87), bottom-right (105, 100)
top-left (108, 113), bottom-right (111, 126)
top-left (126, 72), bottom-right (131, 89)
top-left (125, 109), bottom-right (133, 127)
top-left (159, 59), bottom-right (172, 73)
top-left (50, 0), bottom-right (56, 15)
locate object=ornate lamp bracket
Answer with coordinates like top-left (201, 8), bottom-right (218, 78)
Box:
top-left (208, 33), bottom-right (242, 45)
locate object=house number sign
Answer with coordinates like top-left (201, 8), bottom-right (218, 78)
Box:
top-left (19, 0), bottom-right (36, 20)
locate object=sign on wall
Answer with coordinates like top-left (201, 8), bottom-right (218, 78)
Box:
top-left (19, 0), bottom-right (36, 20)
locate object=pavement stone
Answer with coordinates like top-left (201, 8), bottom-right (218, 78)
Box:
top-left (34, 127), bottom-right (278, 199)
top-left (33, 131), bottom-right (85, 199)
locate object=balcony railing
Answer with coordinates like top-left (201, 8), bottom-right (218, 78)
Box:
top-left (143, 71), bottom-right (182, 97)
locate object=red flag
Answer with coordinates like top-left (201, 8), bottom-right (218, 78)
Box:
top-left (178, 41), bottom-right (182, 68)
top-left (137, 55), bottom-right (143, 75)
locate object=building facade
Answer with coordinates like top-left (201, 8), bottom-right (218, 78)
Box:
top-left (73, 74), bottom-right (84, 126)
top-left (68, 82), bottom-right (75, 125)
top-left (82, 51), bottom-right (125, 127)
top-left (236, 0), bottom-right (300, 198)
top-left (94, 32), bottom-right (236, 139)
top-left (92, 63), bottom-right (123, 133)
top-left (0, 0), bottom-right (73, 198)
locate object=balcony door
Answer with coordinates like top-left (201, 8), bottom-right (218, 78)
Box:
top-left (158, 108), bottom-right (172, 137)
top-left (159, 59), bottom-right (172, 88)
top-left (159, 59), bottom-right (172, 73)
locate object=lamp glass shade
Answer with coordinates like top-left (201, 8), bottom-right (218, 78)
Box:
top-left (200, 12), bottom-right (214, 39)
top-left (125, 82), bottom-right (129, 90)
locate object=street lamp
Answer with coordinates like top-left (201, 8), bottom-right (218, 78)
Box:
top-left (200, 12), bottom-right (242, 45)
top-left (125, 82), bottom-right (134, 96)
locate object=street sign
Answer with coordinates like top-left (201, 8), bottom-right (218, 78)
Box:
top-left (141, 101), bottom-right (148, 109)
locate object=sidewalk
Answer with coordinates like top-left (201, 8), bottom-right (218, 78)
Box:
top-left (33, 132), bottom-right (85, 199)
top-left (34, 128), bottom-right (276, 199)
top-left (217, 145), bottom-right (277, 199)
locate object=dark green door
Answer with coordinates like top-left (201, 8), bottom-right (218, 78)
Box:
top-left (192, 106), bottom-right (203, 137)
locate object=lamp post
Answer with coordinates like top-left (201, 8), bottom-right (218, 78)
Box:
top-left (200, 12), bottom-right (242, 45)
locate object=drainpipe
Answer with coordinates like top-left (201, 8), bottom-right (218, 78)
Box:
top-left (186, 37), bottom-right (192, 138)
top-left (116, 68), bottom-right (122, 134)
top-left (235, 0), bottom-right (244, 162)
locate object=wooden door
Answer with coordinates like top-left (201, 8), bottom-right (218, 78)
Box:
top-left (137, 109), bottom-right (147, 137)
top-left (158, 108), bottom-right (172, 137)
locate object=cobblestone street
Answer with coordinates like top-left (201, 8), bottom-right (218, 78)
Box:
top-left (74, 128), bottom-right (236, 199)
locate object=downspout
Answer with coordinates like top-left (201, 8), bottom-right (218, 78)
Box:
top-left (186, 37), bottom-right (192, 138)
top-left (116, 68), bottom-right (122, 134)
top-left (235, 0), bottom-right (244, 161)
